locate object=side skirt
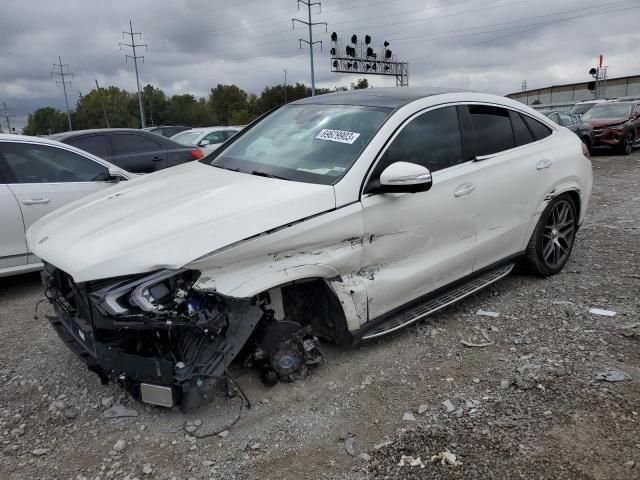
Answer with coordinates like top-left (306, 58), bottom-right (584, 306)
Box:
top-left (353, 253), bottom-right (525, 343)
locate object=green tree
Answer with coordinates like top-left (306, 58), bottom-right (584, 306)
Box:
top-left (23, 107), bottom-right (68, 135)
top-left (165, 94), bottom-right (215, 126)
top-left (143, 84), bottom-right (168, 126)
top-left (208, 84), bottom-right (249, 125)
top-left (350, 78), bottom-right (369, 90)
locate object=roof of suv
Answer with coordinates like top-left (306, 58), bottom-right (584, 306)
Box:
top-left (291, 87), bottom-right (473, 108)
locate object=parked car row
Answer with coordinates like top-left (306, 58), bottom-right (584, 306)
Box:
top-left (546, 100), bottom-right (640, 155)
top-left (169, 126), bottom-right (241, 155)
top-left (0, 134), bottom-right (132, 277)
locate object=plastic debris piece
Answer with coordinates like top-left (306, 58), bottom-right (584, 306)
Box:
top-left (344, 436), bottom-right (356, 456)
top-left (103, 403), bottom-right (139, 419)
top-left (589, 308), bottom-right (616, 317)
top-left (476, 309), bottom-right (500, 318)
top-left (431, 450), bottom-right (462, 467)
top-left (373, 439), bottom-right (393, 450)
top-left (595, 369), bottom-right (632, 382)
top-left (442, 399), bottom-right (455, 413)
top-left (398, 455), bottom-right (426, 468)
top-left (403, 412), bottom-right (416, 421)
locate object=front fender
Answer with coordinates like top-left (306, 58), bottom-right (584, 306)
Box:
top-left (225, 264), bottom-right (340, 298)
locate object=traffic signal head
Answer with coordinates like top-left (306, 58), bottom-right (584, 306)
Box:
top-left (589, 67), bottom-right (597, 75)
top-left (385, 49), bottom-right (392, 59)
top-left (331, 32), bottom-right (338, 42)
top-left (351, 34), bottom-right (357, 44)
top-left (365, 35), bottom-right (371, 45)
top-left (587, 81), bottom-right (596, 91)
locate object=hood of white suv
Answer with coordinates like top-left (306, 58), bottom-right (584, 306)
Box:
top-left (27, 161), bottom-right (336, 282)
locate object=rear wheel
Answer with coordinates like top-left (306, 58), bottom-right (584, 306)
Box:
top-left (524, 194), bottom-right (577, 276)
top-left (618, 131), bottom-right (634, 155)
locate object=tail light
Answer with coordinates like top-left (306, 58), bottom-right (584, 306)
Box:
top-left (581, 142), bottom-right (590, 158)
top-left (190, 148), bottom-right (204, 160)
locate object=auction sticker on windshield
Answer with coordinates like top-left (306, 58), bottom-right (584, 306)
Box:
top-left (315, 129), bottom-right (360, 144)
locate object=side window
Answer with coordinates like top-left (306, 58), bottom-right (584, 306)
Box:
top-left (112, 134), bottom-right (162, 154)
top-left (548, 112), bottom-right (560, 124)
top-left (66, 135), bottom-right (109, 158)
top-left (0, 143), bottom-right (109, 183)
top-left (469, 105), bottom-right (515, 156)
top-left (509, 111), bottom-right (535, 147)
top-left (523, 115), bottom-right (553, 141)
top-left (379, 106), bottom-right (463, 175)
top-left (204, 131), bottom-right (226, 144)
top-left (559, 113), bottom-right (574, 127)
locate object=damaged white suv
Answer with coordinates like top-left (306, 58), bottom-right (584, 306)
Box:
top-left (28, 88), bottom-right (593, 410)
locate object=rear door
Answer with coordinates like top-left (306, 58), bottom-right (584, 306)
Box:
top-left (0, 142), bottom-right (116, 262)
top-left (111, 132), bottom-right (167, 172)
top-left (64, 134), bottom-right (111, 159)
top-left (463, 104), bottom-right (555, 271)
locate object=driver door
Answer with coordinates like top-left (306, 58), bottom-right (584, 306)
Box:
top-left (360, 105), bottom-right (478, 320)
top-left (0, 142), bottom-right (116, 235)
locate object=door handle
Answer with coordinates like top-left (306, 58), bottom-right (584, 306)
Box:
top-left (536, 159), bottom-right (553, 170)
top-left (152, 156), bottom-right (163, 161)
top-left (454, 182), bottom-right (475, 197)
top-left (22, 198), bottom-right (51, 205)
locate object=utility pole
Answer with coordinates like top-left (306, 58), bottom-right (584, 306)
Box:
top-left (283, 69), bottom-right (288, 103)
top-left (292, 1), bottom-right (327, 96)
top-left (51, 56), bottom-right (73, 131)
top-left (120, 20), bottom-right (147, 128)
top-left (1, 102), bottom-right (16, 133)
top-left (78, 91), bottom-right (83, 102)
top-left (95, 79), bottom-right (111, 128)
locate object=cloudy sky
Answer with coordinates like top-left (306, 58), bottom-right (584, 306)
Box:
top-left (1, 0), bottom-right (639, 129)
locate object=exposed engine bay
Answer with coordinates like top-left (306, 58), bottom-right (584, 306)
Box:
top-left (42, 264), bottom-right (347, 410)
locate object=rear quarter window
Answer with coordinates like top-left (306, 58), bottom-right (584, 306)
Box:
top-left (522, 115), bottom-right (553, 141)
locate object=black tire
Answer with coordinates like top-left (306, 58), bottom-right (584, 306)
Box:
top-left (524, 194), bottom-right (577, 276)
top-left (618, 130), bottom-right (634, 155)
top-left (581, 137), bottom-right (592, 156)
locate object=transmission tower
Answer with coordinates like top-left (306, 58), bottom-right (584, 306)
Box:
top-left (51, 56), bottom-right (73, 131)
top-left (292, 1), bottom-right (327, 96)
top-left (0, 102), bottom-right (15, 133)
top-left (120, 20), bottom-right (147, 128)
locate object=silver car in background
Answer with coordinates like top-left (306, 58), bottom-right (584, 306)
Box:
top-left (0, 134), bottom-right (131, 277)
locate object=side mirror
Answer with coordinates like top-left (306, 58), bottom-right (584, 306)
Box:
top-left (108, 166), bottom-right (125, 183)
top-left (199, 139), bottom-right (210, 147)
top-left (379, 161), bottom-right (432, 193)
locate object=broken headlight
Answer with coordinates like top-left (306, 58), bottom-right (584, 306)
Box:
top-left (93, 269), bottom-right (199, 315)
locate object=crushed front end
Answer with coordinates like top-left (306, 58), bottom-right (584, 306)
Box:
top-left (42, 263), bottom-right (323, 411)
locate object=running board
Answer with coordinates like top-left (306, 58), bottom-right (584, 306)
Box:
top-left (361, 263), bottom-right (514, 341)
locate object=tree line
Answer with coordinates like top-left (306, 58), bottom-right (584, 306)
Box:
top-left (24, 78), bottom-right (370, 136)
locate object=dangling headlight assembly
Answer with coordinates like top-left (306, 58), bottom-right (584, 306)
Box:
top-left (91, 269), bottom-right (199, 316)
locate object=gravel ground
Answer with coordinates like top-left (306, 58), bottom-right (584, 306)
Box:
top-left (1, 149), bottom-right (639, 480)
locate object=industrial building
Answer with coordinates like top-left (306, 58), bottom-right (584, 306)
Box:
top-left (507, 74), bottom-right (640, 109)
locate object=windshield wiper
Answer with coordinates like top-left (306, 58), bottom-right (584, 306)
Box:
top-left (250, 170), bottom-right (288, 180)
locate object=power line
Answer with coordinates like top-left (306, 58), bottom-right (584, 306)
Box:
top-left (95, 79), bottom-right (111, 128)
top-left (51, 56), bottom-right (73, 131)
top-left (120, 20), bottom-right (147, 128)
top-left (292, 0), bottom-right (327, 96)
top-left (1, 102), bottom-right (16, 133)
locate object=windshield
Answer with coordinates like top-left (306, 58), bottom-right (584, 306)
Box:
top-left (207, 104), bottom-right (392, 185)
top-left (569, 103), bottom-right (596, 115)
top-left (171, 130), bottom-right (202, 145)
top-left (581, 104), bottom-right (632, 120)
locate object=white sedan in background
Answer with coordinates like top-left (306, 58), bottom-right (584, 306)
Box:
top-left (0, 134), bottom-right (131, 277)
top-left (170, 126), bottom-right (241, 155)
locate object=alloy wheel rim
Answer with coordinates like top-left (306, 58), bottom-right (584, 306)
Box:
top-left (625, 133), bottom-right (633, 154)
top-left (542, 200), bottom-right (575, 269)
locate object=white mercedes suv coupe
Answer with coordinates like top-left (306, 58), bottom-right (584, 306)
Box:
top-left (27, 88), bottom-right (593, 410)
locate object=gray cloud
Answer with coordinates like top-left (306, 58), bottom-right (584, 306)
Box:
top-left (1, 0), bottom-right (639, 129)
